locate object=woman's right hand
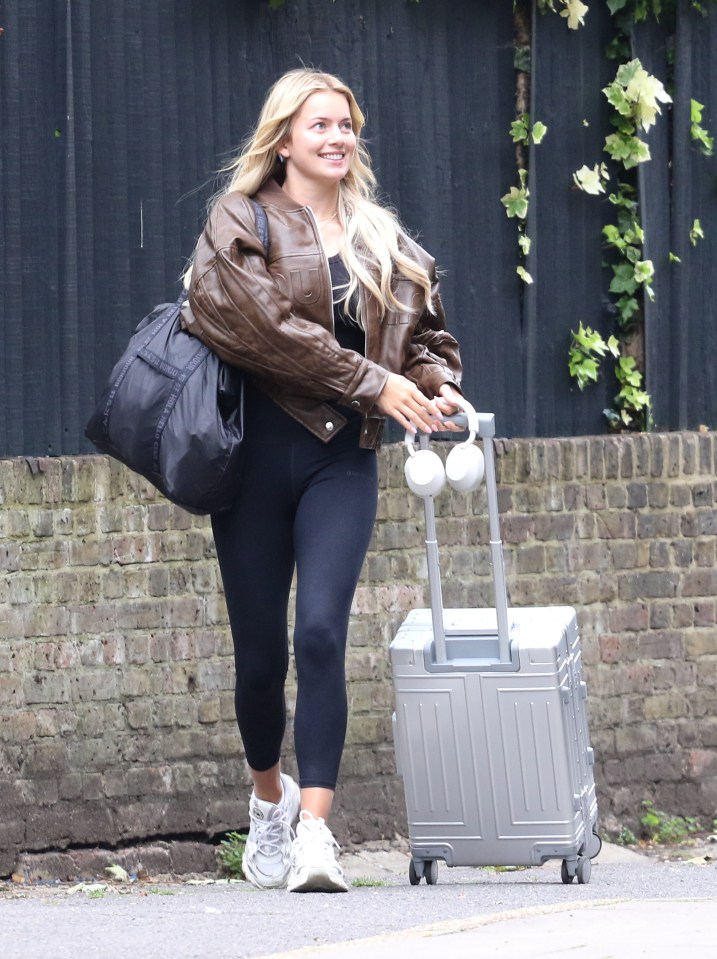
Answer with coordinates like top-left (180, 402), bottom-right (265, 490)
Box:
top-left (374, 373), bottom-right (441, 434)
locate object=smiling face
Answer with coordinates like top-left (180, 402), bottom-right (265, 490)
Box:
top-left (279, 90), bottom-right (357, 191)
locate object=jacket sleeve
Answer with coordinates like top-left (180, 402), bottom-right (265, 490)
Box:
top-left (185, 194), bottom-right (388, 414)
top-left (403, 273), bottom-right (463, 398)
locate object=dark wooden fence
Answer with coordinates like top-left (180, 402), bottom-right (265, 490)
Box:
top-left (1, 0), bottom-right (715, 456)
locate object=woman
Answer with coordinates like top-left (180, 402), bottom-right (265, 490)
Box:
top-left (182, 68), bottom-right (463, 893)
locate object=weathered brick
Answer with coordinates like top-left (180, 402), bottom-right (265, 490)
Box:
top-left (22, 672), bottom-right (71, 705)
top-left (682, 569), bottom-right (717, 597)
top-left (626, 482), bottom-right (648, 509)
top-left (532, 514), bottom-right (575, 541)
top-left (681, 509), bottom-right (717, 537)
top-left (638, 631), bottom-right (684, 660)
top-left (649, 603), bottom-right (672, 629)
top-left (670, 484), bottom-right (692, 508)
top-left (637, 513), bottom-right (680, 539)
top-left (515, 545), bottom-right (546, 574)
top-left (693, 601), bottom-right (716, 627)
top-left (618, 570), bottom-right (679, 601)
top-left (596, 511), bottom-right (637, 540)
top-left (609, 541), bottom-right (647, 569)
top-left (609, 603), bottom-right (648, 633)
top-left (615, 724), bottom-right (657, 755)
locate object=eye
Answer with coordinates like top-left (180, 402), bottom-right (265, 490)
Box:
top-left (312, 121), bottom-right (326, 130)
top-left (341, 121), bottom-right (353, 133)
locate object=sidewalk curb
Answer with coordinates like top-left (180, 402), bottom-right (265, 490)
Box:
top-left (254, 897), bottom-right (717, 959)
top-left (253, 898), bottom-right (628, 958)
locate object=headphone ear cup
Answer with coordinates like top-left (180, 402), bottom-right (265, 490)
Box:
top-left (446, 443), bottom-right (485, 492)
top-left (404, 449), bottom-right (446, 497)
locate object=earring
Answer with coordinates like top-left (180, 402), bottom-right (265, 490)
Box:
top-left (277, 154), bottom-right (285, 165)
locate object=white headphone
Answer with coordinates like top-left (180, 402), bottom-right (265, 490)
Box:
top-left (404, 396), bottom-right (485, 497)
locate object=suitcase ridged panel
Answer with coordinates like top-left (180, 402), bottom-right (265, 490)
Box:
top-left (391, 607), bottom-right (598, 870)
top-left (397, 687), bottom-right (473, 831)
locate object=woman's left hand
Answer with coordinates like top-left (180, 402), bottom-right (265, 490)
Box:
top-left (434, 384), bottom-right (464, 431)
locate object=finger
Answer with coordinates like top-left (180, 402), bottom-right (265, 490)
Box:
top-left (406, 401), bottom-right (438, 433)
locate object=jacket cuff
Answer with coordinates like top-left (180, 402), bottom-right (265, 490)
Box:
top-left (338, 361), bottom-right (389, 413)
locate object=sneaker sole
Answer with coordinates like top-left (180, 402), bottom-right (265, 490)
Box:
top-left (242, 860), bottom-right (291, 890)
top-left (288, 866), bottom-right (348, 893)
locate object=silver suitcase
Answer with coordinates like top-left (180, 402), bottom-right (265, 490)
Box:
top-left (390, 410), bottom-right (601, 886)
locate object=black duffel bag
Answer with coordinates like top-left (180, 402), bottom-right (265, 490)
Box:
top-left (85, 199), bottom-right (268, 515)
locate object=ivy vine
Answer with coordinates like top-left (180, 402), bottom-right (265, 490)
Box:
top-left (500, 116), bottom-right (548, 285)
top-left (541, 0), bottom-right (716, 431)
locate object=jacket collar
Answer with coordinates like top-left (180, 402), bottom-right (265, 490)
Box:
top-left (255, 177), bottom-right (307, 212)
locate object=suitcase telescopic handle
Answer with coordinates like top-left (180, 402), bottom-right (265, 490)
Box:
top-left (406, 398), bottom-right (511, 665)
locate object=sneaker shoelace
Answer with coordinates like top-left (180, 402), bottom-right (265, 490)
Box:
top-left (294, 817), bottom-right (340, 859)
top-left (250, 804), bottom-right (294, 858)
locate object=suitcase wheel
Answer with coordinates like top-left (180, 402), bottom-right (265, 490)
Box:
top-left (561, 856), bottom-right (591, 885)
top-left (576, 857), bottom-right (591, 884)
top-left (425, 860), bottom-right (438, 885)
top-left (409, 858), bottom-right (438, 885)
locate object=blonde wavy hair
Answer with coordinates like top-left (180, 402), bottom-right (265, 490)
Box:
top-left (206, 68), bottom-right (434, 322)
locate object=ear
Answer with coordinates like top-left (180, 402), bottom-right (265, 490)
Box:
top-left (277, 142), bottom-right (291, 159)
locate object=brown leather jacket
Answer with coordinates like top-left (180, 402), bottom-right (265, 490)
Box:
top-left (181, 178), bottom-right (462, 449)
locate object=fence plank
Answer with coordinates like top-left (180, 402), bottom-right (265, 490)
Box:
top-left (633, 20), bottom-right (674, 432)
top-left (526, 1), bottom-right (617, 436)
top-left (670, 1), bottom-right (717, 430)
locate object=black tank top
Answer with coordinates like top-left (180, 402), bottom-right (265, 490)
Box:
top-left (329, 254), bottom-right (364, 356)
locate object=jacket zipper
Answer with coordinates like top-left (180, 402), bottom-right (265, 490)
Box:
top-left (305, 207), bottom-right (335, 336)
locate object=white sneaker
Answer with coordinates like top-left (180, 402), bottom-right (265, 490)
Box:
top-left (287, 810), bottom-right (349, 893)
top-left (242, 773), bottom-right (301, 889)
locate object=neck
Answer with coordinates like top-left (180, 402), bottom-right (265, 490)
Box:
top-left (281, 173), bottom-right (340, 222)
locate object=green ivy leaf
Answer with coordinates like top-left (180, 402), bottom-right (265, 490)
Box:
top-left (574, 163), bottom-right (608, 195)
top-left (610, 264), bottom-right (639, 296)
top-left (572, 322), bottom-right (609, 355)
top-left (634, 259), bottom-right (655, 286)
top-left (603, 224), bottom-right (623, 246)
top-left (690, 99), bottom-right (715, 157)
top-left (617, 356), bottom-right (641, 386)
top-left (690, 218), bottom-right (705, 246)
top-left (607, 335), bottom-right (621, 357)
top-left (531, 121), bottom-right (548, 144)
top-left (691, 99), bottom-right (705, 124)
top-left (616, 295), bottom-right (640, 326)
top-left (604, 84), bottom-right (632, 117)
top-left (501, 186), bottom-right (529, 219)
top-left (516, 265), bottom-right (533, 284)
top-left (510, 115), bottom-right (531, 144)
top-left (571, 356), bottom-right (600, 388)
top-left (615, 59), bottom-right (644, 89)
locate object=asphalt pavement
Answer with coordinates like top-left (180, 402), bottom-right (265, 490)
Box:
top-left (1, 840), bottom-right (715, 958)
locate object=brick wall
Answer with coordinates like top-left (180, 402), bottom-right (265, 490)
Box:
top-left (1, 432), bottom-right (716, 874)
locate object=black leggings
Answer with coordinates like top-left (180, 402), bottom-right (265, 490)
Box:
top-left (211, 382), bottom-right (378, 790)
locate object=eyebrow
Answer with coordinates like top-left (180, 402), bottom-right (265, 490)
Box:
top-left (307, 115), bottom-right (352, 123)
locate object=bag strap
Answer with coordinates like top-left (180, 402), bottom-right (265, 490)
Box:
top-left (250, 198), bottom-right (269, 253)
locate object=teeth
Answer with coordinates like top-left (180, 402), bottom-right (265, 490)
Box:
top-left (321, 154), bottom-right (343, 160)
